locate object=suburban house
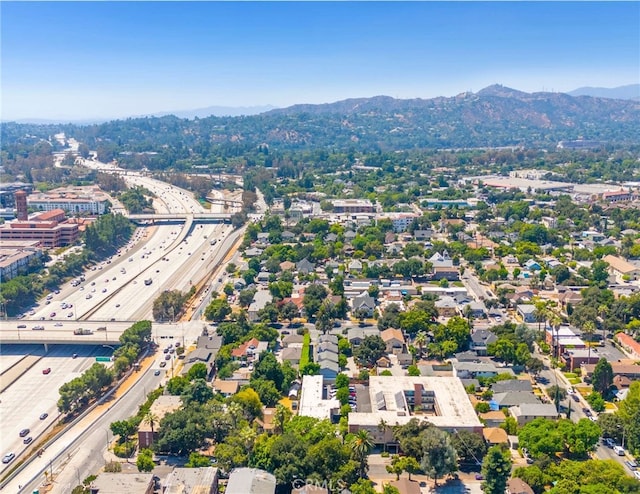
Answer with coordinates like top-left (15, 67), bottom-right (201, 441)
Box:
top-left (470, 329), bottom-right (498, 356)
top-left (516, 304), bottom-right (537, 323)
top-left (615, 333), bottom-right (640, 359)
top-left (351, 291), bottom-right (376, 317)
top-left (248, 290), bottom-right (272, 322)
top-left (212, 379), bottom-right (239, 397)
top-left (509, 403), bottom-right (558, 426)
top-left (435, 296), bottom-right (459, 317)
top-left (507, 478), bottom-right (535, 494)
top-left (281, 347), bottom-right (303, 367)
top-left (231, 338), bottom-right (268, 363)
top-left (483, 427), bottom-right (509, 446)
top-left (380, 328), bottom-right (406, 354)
top-left (181, 334), bottom-right (222, 379)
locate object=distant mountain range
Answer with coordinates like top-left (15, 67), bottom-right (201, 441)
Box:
top-left (567, 84), bottom-right (639, 101)
top-left (138, 104), bottom-right (278, 119)
top-left (5, 84), bottom-right (639, 151)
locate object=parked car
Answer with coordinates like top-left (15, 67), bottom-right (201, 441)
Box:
top-left (42, 368), bottom-right (51, 375)
top-left (624, 459), bottom-right (638, 470)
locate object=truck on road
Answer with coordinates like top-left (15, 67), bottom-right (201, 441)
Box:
top-left (74, 328), bottom-right (93, 335)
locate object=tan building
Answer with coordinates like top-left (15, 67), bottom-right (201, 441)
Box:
top-left (380, 328), bottom-right (405, 354)
top-left (138, 395), bottom-right (182, 449)
top-left (603, 255), bottom-right (640, 281)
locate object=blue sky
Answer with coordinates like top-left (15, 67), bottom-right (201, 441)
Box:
top-left (2, 1), bottom-right (638, 121)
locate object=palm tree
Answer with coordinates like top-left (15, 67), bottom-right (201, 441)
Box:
top-left (533, 298), bottom-right (549, 336)
top-left (598, 304), bottom-right (609, 342)
top-left (350, 429), bottom-right (374, 478)
top-left (414, 331), bottom-right (427, 359)
top-left (582, 320), bottom-right (596, 364)
top-left (548, 312), bottom-right (562, 365)
top-left (377, 418), bottom-right (389, 451)
top-left (144, 411), bottom-right (159, 435)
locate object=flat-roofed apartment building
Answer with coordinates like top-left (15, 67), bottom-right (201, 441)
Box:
top-left (0, 241), bottom-right (43, 281)
top-left (331, 199), bottom-right (375, 214)
top-left (0, 209), bottom-right (79, 248)
top-left (28, 185), bottom-right (110, 215)
top-left (348, 376), bottom-right (482, 447)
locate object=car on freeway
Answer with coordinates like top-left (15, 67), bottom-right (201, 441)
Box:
top-left (159, 361), bottom-right (167, 368)
top-left (154, 370), bottom-right (161, 376)
top-left (19, 428), bottom-right (30, 437)
top-left (164, 354), bottom-right (171, 360)
top-left (40, 413), bottom-right (48, 420)
top-left (42, 368), bottom-right (51, 375)
top-left (2, 453), bottom-right (15, 464)
top-left (23, 437), bottom-right (33, 445)
top-left (32, 325), bottom-right (45, 330)
top-left (102, 288), bottom-right (107, 293)
top-left (67, 312), bottom-right (73, 317)
top-left (86, 294), bottom-right (92, 299)
top-left (17, 324), bottom-right (27, 329)
top-left (54, 322), bottom-right (63, 327)
top-left (624, 459), bottom-right (638, 470)
top-left (49, 312), bottom-right (56, 318)
top-left (72, 353), bottom-right (78, 359)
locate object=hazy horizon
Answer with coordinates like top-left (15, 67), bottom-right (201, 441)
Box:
top-left (2, 2), bottom-right (638, 122)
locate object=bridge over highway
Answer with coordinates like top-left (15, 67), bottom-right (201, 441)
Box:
top-left (0, 320), bottom-right (208, 347)
top-left (128, 212), bottom-right (232, 224)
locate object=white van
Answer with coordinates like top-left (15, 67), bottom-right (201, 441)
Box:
top-left (613, 445), bottom-right (625, 456)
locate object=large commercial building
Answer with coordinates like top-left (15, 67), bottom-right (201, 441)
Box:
top-left (0, 209), bottom-right (80, 248)
top-left (27, 185), bottom-right (110, 215)
top-left (348, 376), bottom-right (482, 445)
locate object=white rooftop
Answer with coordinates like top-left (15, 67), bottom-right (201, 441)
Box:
top-left (299, 375), bottom-right (340, 420)
top-left (349, 376), bottom-right (482, 431)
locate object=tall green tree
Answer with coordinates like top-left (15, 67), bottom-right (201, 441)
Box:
top-left (481, 445), bottom-right (512, 494)
top-left (591, 358), bottom-right (613, 395)
top-left (420, 427), bottom-right (457, 486)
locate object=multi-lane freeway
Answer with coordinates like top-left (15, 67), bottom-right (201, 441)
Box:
top-left (0, 157), bottom-right (242, 484)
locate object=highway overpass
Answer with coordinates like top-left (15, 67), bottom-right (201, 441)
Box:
top-left (128, 213), bottom-right (232, 224)
top-left (0, 320), bottom-right (208, 347)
